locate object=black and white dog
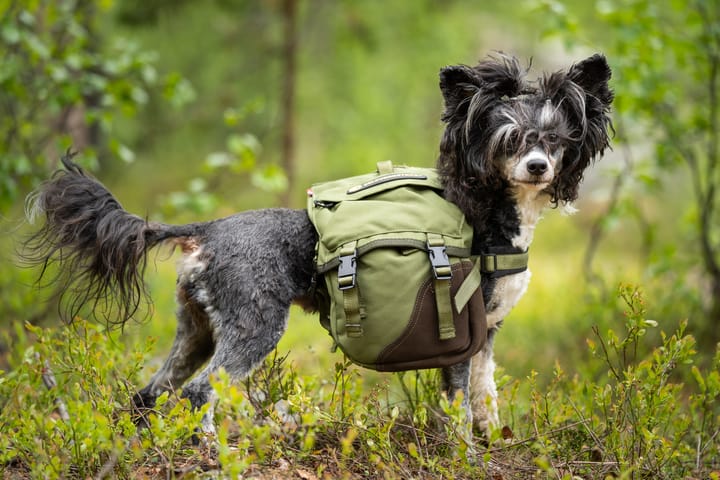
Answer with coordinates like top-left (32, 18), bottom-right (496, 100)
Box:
top-left (24, 53), bottom-right (613, 440)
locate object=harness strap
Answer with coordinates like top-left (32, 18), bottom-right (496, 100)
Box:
top-left (481, 250), bottom-right (529, 277)
top-left (338, 241), bottom-right (363, 337)
top-left (454, 259), bottom-right (482, 314)
top-left (427, 234), bottom-right (456, 340)
top-left (455, 250), bottom-right (529, 313)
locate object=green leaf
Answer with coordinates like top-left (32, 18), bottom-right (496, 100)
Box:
top-left (251, 164), bottom-right (288, 193)
top-left (163, 72), bottom-right (196, 108)
top-left (205, 151), bottom-right (236, 170)
top-left (1, 25), bottom-right (21, 44)
top-left (23, 32), bottom-right (50, 59)
top-left (227, 133), bottom-right (261, 158)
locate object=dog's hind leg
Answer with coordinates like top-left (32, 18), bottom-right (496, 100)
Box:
top-left (178, 300), bottom-right (292, 434)
top-left (442, 360), bottom-right (475, 455)
top-left (442, 360), bottom-right (472, 419)
top-left (133, 286), bottom-right (215, 420)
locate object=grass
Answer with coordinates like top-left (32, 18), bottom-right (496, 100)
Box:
top-left (3, 194), bottom-right (718, 478)
top-left (1, 285), bottom-right (718, 479)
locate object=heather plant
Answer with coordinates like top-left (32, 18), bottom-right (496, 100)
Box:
top-left (0, 321), bottom-right (146, 478)
top-left (1, 286), bottom-right (718, 478)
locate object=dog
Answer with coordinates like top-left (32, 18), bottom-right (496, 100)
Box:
top-left (23, 53), bottom-right (613, 443)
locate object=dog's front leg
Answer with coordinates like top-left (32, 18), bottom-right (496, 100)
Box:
top-left (470, 327), bottom-right (500, 437)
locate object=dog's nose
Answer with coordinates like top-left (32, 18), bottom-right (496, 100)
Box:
top-left (526, 159), bottom-right (548, 176)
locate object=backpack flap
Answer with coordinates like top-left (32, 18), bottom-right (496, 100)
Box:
top-left (308, 166), bottom-right (469, 269)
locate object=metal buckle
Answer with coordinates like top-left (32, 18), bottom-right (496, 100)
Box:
top-left (427, 243), bottom-right (452, 280)
top-left (337, 250), bottom-right (357, 290)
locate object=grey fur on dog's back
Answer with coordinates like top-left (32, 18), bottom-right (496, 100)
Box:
top-left (196, 209), bottom-right (317, 311)
top-left (166, 209), bottom-right (317, 410)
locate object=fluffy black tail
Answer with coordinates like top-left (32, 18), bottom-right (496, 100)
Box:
top-left (22, 153), bottom-right (198, 327)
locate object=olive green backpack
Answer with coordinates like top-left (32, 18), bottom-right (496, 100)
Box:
top-left (307, 161), bottom-right (528, 372)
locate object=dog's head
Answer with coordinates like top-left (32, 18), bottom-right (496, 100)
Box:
top-left (437, 54), bottom-right (613, 214)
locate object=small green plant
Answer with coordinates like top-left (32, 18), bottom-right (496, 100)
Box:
top-left (0, 321), bottom-right (147, 478)
top-left (493, 284), bottom-right (720, 479)
top-left (2, 285), bottom-right (718, 478)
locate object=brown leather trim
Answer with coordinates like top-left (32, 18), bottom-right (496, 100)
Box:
top-left (374, 260), bottom-right (487, 371)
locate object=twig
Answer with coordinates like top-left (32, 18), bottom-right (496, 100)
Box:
top-left (36, 353), bottom-right (70, 422)
top-left (94, 433), bottom-right (139, 480)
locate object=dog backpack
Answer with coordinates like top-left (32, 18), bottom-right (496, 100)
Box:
top-left (307, 161), bottom-right (526, 372)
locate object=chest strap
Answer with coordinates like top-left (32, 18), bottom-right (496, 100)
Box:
top-left (481, 250), bottom-right (529, 277)
top-left (454, 250), bottom-right (529, 314)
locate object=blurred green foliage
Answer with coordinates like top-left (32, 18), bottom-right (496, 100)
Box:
top-left (0, 0), bottom-right (194, 344)
top-left (0, 0), bottom-right (195, 212)
top-left (534, 0), bottom-right (720, 349)
top-left (2, 0), bottom-right (720, 476)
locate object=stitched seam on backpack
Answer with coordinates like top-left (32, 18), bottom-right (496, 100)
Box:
top-left (376, 278), bottom-right (432, 362)
top-left (376, 262), bottom-right (466, 363)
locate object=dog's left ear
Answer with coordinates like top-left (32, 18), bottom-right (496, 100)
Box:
top-left (567, 53), bottom-right (614, 165)
top-left (567, 54), bottom-right (614, 119)
top-left (551, 54), bottom-right (614, 204)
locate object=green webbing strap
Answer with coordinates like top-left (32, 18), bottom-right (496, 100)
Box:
top-left (434, 278), bottom-right (454, 340)
top-left (454, 259), bottom-right (481, 314)
top-left (482, 250), bottom-right (529, 274)
top-left (427, 234), bottom-right (455, 340)
top-left (376, 160), bottom-right (394, 175)
top-left (455, 251), bottom-right (530, 313)
top-left (338, 241), bottom-right (363, 337)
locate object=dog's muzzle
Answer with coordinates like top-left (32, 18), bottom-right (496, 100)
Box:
top-left (526, 158), bottom-right (549, 176)
top-left (514, 149), bottom-right (555, 185)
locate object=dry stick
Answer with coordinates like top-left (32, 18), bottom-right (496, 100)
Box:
top-left (36, 351), bottom-right (127, 479)
top-left (37, 353), bottom-right (70, 422)
top-left (94, 435), bottom-right (138, 480)
top-left (566, 397), bottom-right (606, 458)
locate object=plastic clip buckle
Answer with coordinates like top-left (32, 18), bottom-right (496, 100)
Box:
top-left (337, 250), bottom-right (357, 290)
top-left (428, 243), bottom-right (452, 280)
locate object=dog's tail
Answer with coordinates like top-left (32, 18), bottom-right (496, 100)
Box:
top-left (22, 152), bottom-right (201, 327)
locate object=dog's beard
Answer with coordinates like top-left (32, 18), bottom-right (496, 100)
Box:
top-left (504, 147), bottom-right (563, 190)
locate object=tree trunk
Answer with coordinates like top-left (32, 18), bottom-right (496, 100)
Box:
top-left (279, 0), bottom-right (298, 207)
top-left (700, 277), bottom-right (720, 351)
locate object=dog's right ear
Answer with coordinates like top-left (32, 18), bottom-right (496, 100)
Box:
top-left (439, 65), bottom-right (481, 118)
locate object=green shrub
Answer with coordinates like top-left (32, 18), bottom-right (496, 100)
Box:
top-left (0, 321), bottom-right (146, 478)
top-left (1, 285), bottom-right (718, 478)
top-left (493, 284), bottom-right (720, 479)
